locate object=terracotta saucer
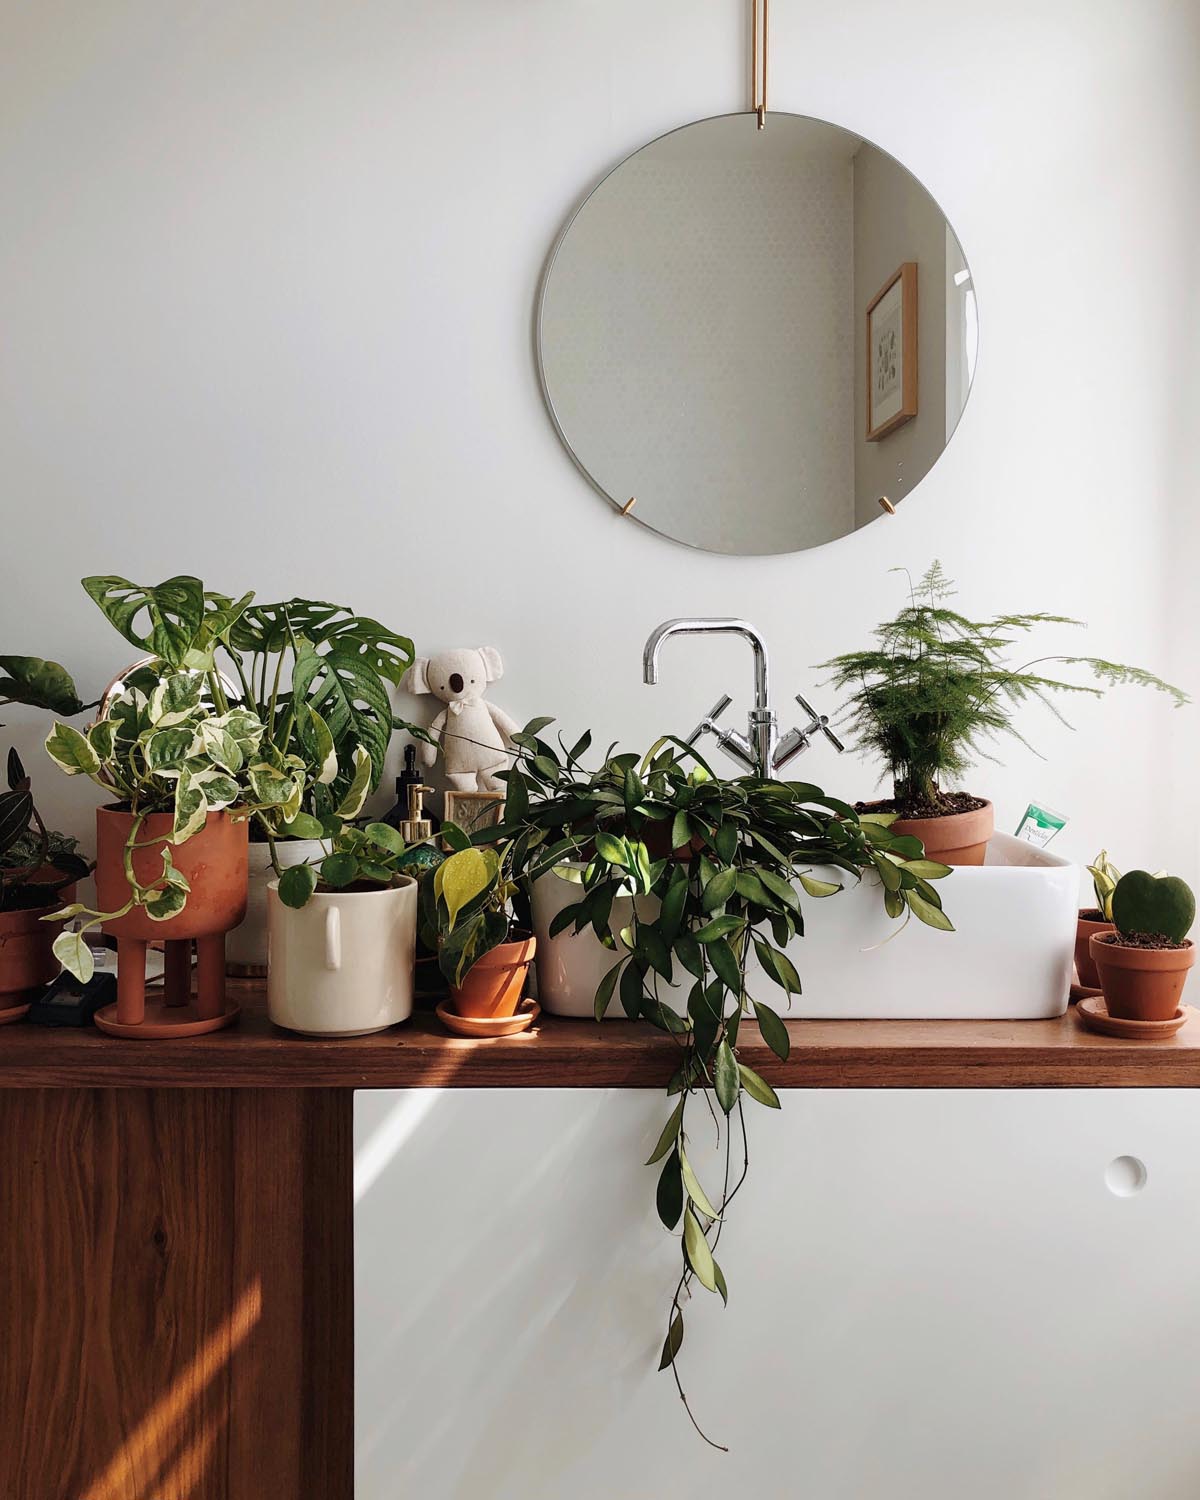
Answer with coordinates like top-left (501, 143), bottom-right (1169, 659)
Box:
top-left (94, 997), bottom-right (240, 1038)
top-left (1075, 996), bottom-right (1192, 1040)
top-left (0, 1001), bottom-right (31, 1027)
top-left (435, 998), bottom-right (540, 1038)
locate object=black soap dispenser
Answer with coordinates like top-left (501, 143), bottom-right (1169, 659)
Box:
top-left (383, 744), bottom-right (441, 834)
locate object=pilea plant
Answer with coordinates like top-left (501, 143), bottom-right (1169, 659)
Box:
top-left (822, 562), bottom-right (1187, 816)
top-left (468, 719), bottom-right (952, 1446)
top-left (43, 666), bottom-right (370, 980)
top-left (273, 816), bottom-right (421, 907)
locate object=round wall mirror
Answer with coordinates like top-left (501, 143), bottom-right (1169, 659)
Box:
top-left (537, 112), bottom-right (978, 556)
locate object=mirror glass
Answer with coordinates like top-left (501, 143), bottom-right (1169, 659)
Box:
top-left (538, 113), bottom-right (978, 555)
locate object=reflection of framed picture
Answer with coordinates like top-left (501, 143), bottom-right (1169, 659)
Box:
top-left (443, 790), bottom-right (505, 841)
top-left (866, 262), bottom-right (918, 441)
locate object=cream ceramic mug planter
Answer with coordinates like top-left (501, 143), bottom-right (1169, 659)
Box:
top-left (266, 877), bottom-right (417, 1037)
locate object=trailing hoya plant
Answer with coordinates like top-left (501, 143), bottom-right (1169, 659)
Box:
top-left (472, 720), bottom-right (953, 1446)
top-left (822, 562), bottom-right (1187, 815)
top-left (43, 666), bottom-right (372, 980)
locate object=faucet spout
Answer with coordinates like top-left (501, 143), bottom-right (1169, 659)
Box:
top-left (642, 618), bottom-right (775, 775)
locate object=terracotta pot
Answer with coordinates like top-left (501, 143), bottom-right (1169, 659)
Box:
top-left (1090, 933), bottom-right (1195, 1021)
top-left (94, 805), bottom-right (248, 1034)
top-left (0, 873), bottom-right (78, 1005)
top-left (1075, 910), bottom-right (1113, 990)
top-left (451, 932), bottom-right (536, 1019)
top-left (890, 800), bottom-right (994, 867)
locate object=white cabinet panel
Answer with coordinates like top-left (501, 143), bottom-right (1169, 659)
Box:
top-left (355, 1089), bottom-right (1200, 1499)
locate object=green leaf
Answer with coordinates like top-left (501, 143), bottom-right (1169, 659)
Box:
top-left (701, 867), bottom-right (737, 913)
top-left (798, 872), bottom-right (842, 898)
top-left (714, 1039), bottom-right (740, 1114)
top-left (692, 915), bottom-right (743, 943)
top-left (52, 928), bottom-right (94, 982)
top-left (682, 1208), bottom-right (718, 1292)
top-left (906, 890), bottom-right (955, 930)
top-left (756, 867), bottom-right (801, 911)
top-left (753, 937), bottom-right (802, 995)
top-left (82, 574), bottom-right (207, 668)
top-left (660, 872), bottom-right (688, 941)
top-left (714, 820), bottom-right (738, 864)
top-left (679, 1145), bottom-right (722, 1220)
top-left (281, 812), bottom-right (326, 840)
top-left (738, 1061), bottom-right (781, 1109)
top-left (321, 851), bottom-right (360, 888)
top-left (291, 644), bottom-right (393, 795)
top-left (713, 1260), bottom-right (728, 1307)
top-left (435, 847), bottom-right (495, 930)
top-left (45, 722), bottom-right (101, 777)
top-left (872, 854), bottom-right (903, 892)
top-left (278, 861), bottom-right (318, 908)
top-left (593, 832), bottom-right (629, 868)
top-left (673, 933), bottom-right (705, 979)
top-left (145, 727), bottom-right (196, 772)
top-left (619, 960), bottom-right (644, 1020)
top-left (902, 859), bottom-right (954, 880)
top-left (334, 745), bottom-right (373, 820)
top-left (173, 771), bottom-right (208, 843)
top-left (440, 820), bottom-right (472, 853)
top-left (752, 999), bottom-right (791, 1060)
top-left (670, 809), bottom-right (691, 853)
top-left (594, 959), bottom-right (623, 1021)
top-left (638, 926), bottom-right (672, 980)
top-left (656, 1149), bottom-right (683, 1230)
top-left (707, 937), bottom-right (743, 995)
top-left (658, 1311), bottom-right (684, 1371)
top-left (0, 656), bottom-right (87, 716)
top-left (365, 821), bottom-right (407, 856)
top-left (645, 1100), bottom-right (684, 1165)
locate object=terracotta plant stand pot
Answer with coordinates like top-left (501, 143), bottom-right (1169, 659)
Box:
top-left (1075, 910), bottom-right (1113, 990)
top-left (450, 933), bottom-right (536, 1020)
top-left (0, 872), bottom-right (78, 1016)
top-left (1090, 933), bottom-right (1195, 1022)
top-left (890, 800), bottom-right (994, 867)
top-left (93, 806), bottom-right (248, 1038)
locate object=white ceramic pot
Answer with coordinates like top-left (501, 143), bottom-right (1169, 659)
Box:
top-left (777, 833), bottom-right (1078, 1019)
top-left (266, 877), bottom-right (417, 1036)
top-left (226, 837), bottom-right (325, 973)
top-left (531, 865), bottom-right (667, 1018)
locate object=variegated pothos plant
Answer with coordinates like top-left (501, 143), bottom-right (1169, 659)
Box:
top-left (43, 667), bottom-right (371, 981)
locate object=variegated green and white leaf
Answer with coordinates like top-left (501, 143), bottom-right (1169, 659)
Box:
top-left (247, 762), bottom-right (296, 807)
top-left (144, 883), bottom-right (189, 922)
top-left (334, 745), bottom-right (372, 820)
top-left (198, 721), bottom-right (243, 773)
top-left (307, 706), bottom-right (339, 785)
top-left (158, 846), bottom-right (192, 892)
top-left (192, 769), bottom-right (240, 809)
top-left (173, 770), bottom-right (209, 843)
top-left (52, 928), bottom-right (94, 983)
top-left (87, 718), bottom-right (118, 762)
top-left (45, 723), bottom-right (101, 777)
top-left (144, 727), bottom-right (197, 773)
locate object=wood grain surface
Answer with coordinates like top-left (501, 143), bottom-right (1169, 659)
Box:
top-left (0, 981), bottom-right (1198, 1088)
top-left (0, 1088), bottom-right (352, 1500)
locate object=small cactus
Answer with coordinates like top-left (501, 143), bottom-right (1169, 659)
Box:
top-left (1111, 871), bottom-right (1195, 945)
top-left (1086, 850), bottom-right (1121, 921)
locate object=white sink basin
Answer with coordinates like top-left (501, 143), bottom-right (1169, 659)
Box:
top-left (778, 833), bottom-right (1078, 1020)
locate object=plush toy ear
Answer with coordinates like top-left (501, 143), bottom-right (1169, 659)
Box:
top-left (401, 658), bottom-right (430, 695)
top-left (478, 647), bottom-right (503, 684)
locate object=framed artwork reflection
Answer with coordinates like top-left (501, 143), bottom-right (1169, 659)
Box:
top-left (866, 261), bottom-right (918, 441)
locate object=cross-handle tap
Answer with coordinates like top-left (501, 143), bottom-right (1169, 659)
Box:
top-left (686, 693), bottom-right (755, 772)
top-left (772, 692), bottom-right (845, 771)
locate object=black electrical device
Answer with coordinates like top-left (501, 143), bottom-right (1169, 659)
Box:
top-left (27, 970), bottom-right (117, 1027)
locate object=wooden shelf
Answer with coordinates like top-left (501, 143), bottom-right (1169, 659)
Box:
top-left (2, 980), bottom-right (1199, 1088)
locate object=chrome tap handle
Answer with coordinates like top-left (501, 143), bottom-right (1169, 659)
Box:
top-left (686, 693), bottom-right (733, 747)
top-left (794, 693), bottom-right (845, 754)
top-left (773, 693), bottom-right (844, 769)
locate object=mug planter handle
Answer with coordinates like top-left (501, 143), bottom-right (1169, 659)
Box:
top-left (324, 906), bottom-right (342, 972)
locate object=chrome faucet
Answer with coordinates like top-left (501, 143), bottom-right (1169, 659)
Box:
top-left (642, 618), bottom-right (844, 779)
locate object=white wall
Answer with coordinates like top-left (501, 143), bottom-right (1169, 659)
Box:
top-left (1, 0), bottom-right (1198, 888)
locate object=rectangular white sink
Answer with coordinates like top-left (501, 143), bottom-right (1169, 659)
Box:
top-left (776, 834), bottom-right (1079, 1020)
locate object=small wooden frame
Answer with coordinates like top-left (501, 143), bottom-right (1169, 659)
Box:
top-left (443, 790), bottom-right (505, 841)
top-left (866, 261), bottom-right (918, 441)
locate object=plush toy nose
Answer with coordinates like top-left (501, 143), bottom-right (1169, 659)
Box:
top-left (449, 672), bottom-right (464, 694)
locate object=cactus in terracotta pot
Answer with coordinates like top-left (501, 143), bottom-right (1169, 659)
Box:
top-left (1090, 870), bottom-right (1196, 1021)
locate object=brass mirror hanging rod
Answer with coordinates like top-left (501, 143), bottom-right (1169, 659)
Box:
top-left (751, 0), bottom-right (768, 128)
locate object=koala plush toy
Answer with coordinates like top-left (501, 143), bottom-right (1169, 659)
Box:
top-left (401, 647), bottom-right (519, 792)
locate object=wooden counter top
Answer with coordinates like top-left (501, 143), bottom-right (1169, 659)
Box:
top-left (1, 980), bottom-right (1198, 1088)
